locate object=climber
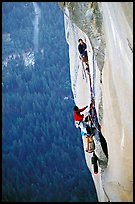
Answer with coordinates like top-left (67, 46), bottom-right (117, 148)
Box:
top-left (78, 38), bottom-right (89, 65)
top-left (85, 125), bottom-right (95, 153)
top-left (79, 121), bottom-right (95, 153)
top-left (73, 105), bottom-right (88, 128)
top-left (74, 105), bottom-right (95, 153)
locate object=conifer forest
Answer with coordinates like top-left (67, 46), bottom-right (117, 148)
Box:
top-left (2, 2), bottom-right (98, 202)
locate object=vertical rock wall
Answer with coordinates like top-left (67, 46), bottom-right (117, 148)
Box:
top-left (58, 2), bottom-right (133, 202)
top-left (100, 2), bottom-right (133, 202)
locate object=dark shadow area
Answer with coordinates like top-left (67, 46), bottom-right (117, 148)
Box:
top-left (92, 127), bottom-right (108, 159)
top-left (99, 131), bottom-right (108, 159)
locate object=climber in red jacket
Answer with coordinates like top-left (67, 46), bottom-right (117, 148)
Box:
top-left (74, 105), bottom-right (88, 122)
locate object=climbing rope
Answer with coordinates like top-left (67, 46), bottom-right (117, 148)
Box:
top-left (86, 46), bottom-right (95, 104)
top-left (84, 46), bottom-right (102, 133)
top-left (81, 58), bottom-right (87, 83)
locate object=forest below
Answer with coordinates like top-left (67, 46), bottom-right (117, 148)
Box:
top-left (2, 2), bottom-right (98, 202)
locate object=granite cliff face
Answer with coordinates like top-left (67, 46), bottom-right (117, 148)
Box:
top-left (58, 2), bottom-right (133, 202)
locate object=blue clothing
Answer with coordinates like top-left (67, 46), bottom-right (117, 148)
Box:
top-left (81, 131), bottom-right (86, 136)
top-left (78, 42), bottom-right (87, 58)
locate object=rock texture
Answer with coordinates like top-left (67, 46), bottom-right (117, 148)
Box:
top-left (58, 2), bottom-right (133, 202)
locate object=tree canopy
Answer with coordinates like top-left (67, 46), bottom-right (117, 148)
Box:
top-left (2, 2), bottom-right (98, 202)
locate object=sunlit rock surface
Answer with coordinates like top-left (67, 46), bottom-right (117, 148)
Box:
top-left (58, 2), bottom-right (133, 202)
